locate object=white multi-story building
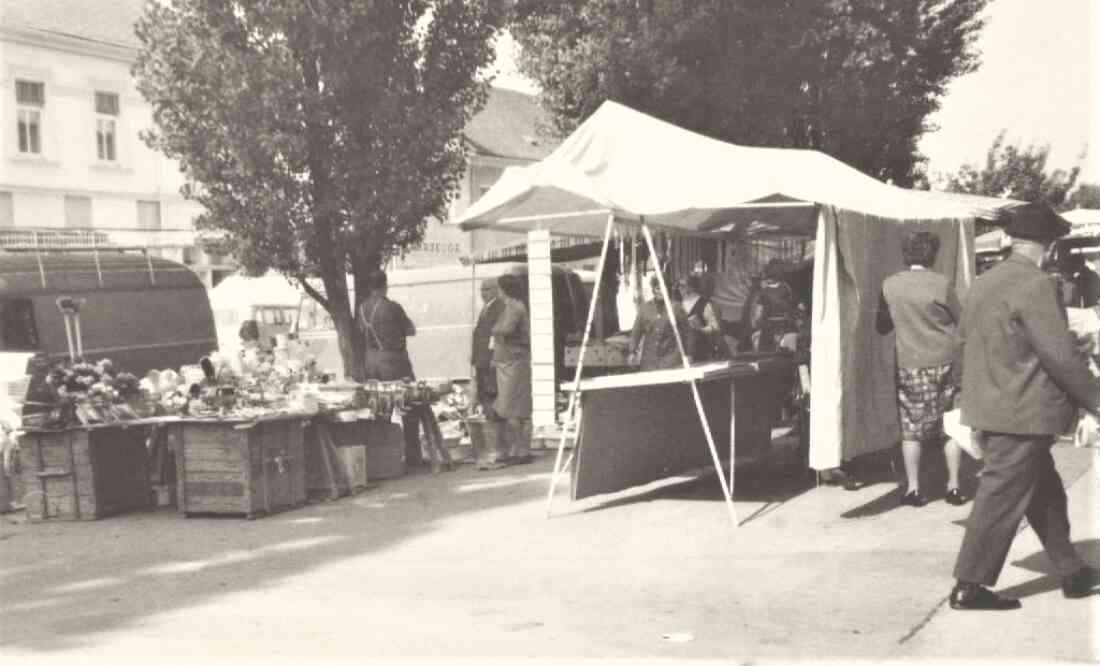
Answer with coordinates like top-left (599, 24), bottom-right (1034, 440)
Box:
top-left (0, 0), bottom-right (234, 287)
top-left (0, 0), bottom-right (558, 283)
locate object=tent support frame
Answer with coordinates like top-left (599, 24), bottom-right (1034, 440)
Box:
top-left (545, 212), bottom-right (616, 516)
top-left (544, 212), bottom-right (739, 527)
top-left (640, 222), bottom-right (738, 527)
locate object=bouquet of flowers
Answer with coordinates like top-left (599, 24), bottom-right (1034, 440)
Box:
top-left (40, 359), bottom-right (144, 427)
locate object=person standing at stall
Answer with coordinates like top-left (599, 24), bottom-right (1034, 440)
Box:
top-left (876, 231), bottom-right (968, 508)
top-left (491, 273), bottom-right (534, 465)
top-left (678, 272), bottom-right (725, 362)
top-left (747, 259), bottom-right (799, 352)
top-left (629, 274), bottom-right (689, 371)
top-left (471, 278), bottom-right (504, 415)
top-left (471, 277), bottom-right (506, 469)
top-left (358, 270), bottom-right (427, 468)
top-left (950, 202), bottom-right (1100, 610)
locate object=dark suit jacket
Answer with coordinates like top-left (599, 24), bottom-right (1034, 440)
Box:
top-left (471, 297), bottom-right (504, 369)
top-left (960, 254), bottom-right (1100, 435)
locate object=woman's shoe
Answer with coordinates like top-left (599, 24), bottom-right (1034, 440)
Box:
top-left (900, 490), bottom-right (928, 507)
top-left (944, 488), bottom-right (970, 506)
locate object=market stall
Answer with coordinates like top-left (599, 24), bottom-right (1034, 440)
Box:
top-left (454, 100), bottom-right (1016, 523)
top-left (7, 340), bottom-right (462, 520)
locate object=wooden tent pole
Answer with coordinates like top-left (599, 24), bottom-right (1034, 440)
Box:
top-left (545, 211), bottom-right (615, 517)
top-left (641, 223), bottom-right (738, 527)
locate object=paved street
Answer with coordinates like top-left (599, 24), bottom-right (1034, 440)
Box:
top-left (1, 442), bottom-right (1096, 661)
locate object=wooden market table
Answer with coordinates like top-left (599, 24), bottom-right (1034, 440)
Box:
top-left (164, 412), bottom-right (313, 519)
top-left (565, 355), bottom-right (798, 502)
top-left (18, 422), bottom-right (151, 522)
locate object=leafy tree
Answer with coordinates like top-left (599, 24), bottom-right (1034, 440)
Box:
top-left (944, 131), bottom-right (1082, 209)
top-left (509, 0), bottom-right (988, 187)
top-left (133, 0), bottom-right (502, 378)
top-left (1065, 182), bottom-right (1100, 210)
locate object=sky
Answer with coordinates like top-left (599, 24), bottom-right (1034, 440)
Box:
top-left (489, 0), bottom-right (1097, 183)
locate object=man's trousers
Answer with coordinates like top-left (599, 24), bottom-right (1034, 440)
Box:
top-left (953, 432), bottom-right (1084, 586)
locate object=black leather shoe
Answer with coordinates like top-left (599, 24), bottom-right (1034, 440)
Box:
top-left (900, 490), bottom-right (928, 507)
top-left (944, 488), bottom-right (970, 506)
top-left (1063, 566), bottom-right (1100, 599)
top-left (949, 583), bottom-right (1022, 610)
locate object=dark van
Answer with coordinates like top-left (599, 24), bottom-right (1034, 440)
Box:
top-left (1, 252), bottom-right (217, 391)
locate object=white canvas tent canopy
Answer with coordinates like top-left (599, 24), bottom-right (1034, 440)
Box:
top-left (453, 101), bottom-right (1016, 517)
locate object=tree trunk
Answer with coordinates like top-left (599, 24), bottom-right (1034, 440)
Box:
top-left (330, 303), bottom-right (361, 382)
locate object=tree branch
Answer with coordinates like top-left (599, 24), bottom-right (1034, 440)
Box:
top-left (298, 276), bottom-right (329, 310)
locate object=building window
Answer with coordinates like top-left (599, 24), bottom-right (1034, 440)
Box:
top-left (0, 192), bottom-right (12, 229)
top-left (64, 195), bottom-right (92, 228)
top-left (137, 200), bottom-right (161, 231)
top-left (95, 91), bottom-right (119, 162)
top-left (15, 79), bottom-right (45, 155)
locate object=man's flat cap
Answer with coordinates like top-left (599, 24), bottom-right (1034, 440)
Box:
top-left (998, 201), bottom-right (1071, 241)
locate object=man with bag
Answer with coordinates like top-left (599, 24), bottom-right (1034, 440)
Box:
top-left (949, 201), bottom-right (1100, 610)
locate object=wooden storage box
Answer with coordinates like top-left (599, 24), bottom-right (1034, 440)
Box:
top-left (173, 415), bottom-right (309, 518)
top-left (18, 425), bottom-right (151, 522)
top-left (362, 420), bottom-right (405, 480)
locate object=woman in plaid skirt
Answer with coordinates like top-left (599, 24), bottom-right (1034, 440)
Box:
top-left (877, 231), bottom-right (969, 507)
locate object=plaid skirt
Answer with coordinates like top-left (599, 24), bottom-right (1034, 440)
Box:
top-left (896, 363), bottom-right (957, 442)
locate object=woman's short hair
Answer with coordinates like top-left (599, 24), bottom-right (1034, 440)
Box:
top-left (366, 270), bottom-right (388, 291)
top-left (902, 232), bottom-right (940, 267)
top-left (497, 273), bottom-right (522, 299)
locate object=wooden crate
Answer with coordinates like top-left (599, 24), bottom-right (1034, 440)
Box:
top-left (18, 425), bottom-right (151, 522)
top-left (362, 420), bottom-right (405, 480)
top-left (173, 415), bottom-right (309, 518)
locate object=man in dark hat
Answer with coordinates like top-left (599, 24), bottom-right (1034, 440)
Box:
top-left (949, 201), bottom-right (1100, 610)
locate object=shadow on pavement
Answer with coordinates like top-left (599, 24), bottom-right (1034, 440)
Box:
top-left (841, 445), bottom-right (982, 520)
top-left (0, 453), bottom-right (554, 653)
top-left (573, 453), bottom-right (816, 527)
top-left (995, 538), bottom-right (1100, 600)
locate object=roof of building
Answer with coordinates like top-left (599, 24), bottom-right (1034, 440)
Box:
top-left (2, 0), bottom-right (144, 50)
top-left (466, 88), bottom-right (557, 161)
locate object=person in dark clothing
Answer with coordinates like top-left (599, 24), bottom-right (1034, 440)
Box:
top-left (876, 231), bottom-right (967, 508)
top-left (746, 260), bottom-right (799, 352)
top-left (949, 201), bottom-right (1100, 611)
top-left (470, 278), bottom-right (507, 469)
top-left (677, 273), bottom-right (724, 362)
top-left (471, 278), bottom-right (504, 417)
top-left (357, 270), bottom-right (441, 470)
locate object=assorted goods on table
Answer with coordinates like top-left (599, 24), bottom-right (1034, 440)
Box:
top-left (5, 348), bottom-right (468, 522)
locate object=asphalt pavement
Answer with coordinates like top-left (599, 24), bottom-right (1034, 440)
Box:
top-left (0, 439), bottom-right (1096, 662)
